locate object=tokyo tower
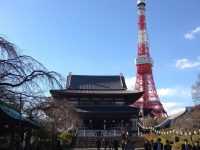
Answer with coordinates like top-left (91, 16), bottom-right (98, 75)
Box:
top-left (132, 0), bottom-right (167, 117)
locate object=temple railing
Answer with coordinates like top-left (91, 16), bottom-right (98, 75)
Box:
top-left (77, 129), bottom-right (122, 137)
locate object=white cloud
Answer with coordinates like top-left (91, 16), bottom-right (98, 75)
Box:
top-left (158, 87), bottom-right (191, 115)
top-left (157, 88), bottom-right (177, 97)
top-left (157, 87), bottom-right (191, 98)
top-left (184, 26), bottom-right (200, 40)
top-left (125, 76), bottom-right (136, 90)
top-left (168, 107), bottom-right (186, 116)
top-left (162, 102), bottom-right (180, 108)
top-left (162, 102), bottom-right (186, 115)
top-left (175, 57), bottom-right (200, 69)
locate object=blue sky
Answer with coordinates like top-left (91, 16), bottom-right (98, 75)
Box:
top-left (0, 0), bottom-right (200, 115)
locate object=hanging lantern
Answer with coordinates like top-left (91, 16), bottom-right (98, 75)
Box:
top-left (189, 132), bottom-right (192, 136)
top-left (185, 132), bottom-right (187, 136)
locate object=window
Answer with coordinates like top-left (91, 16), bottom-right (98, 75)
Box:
top-left (79, 98), bottom-right (90, 105)
top-left (70, 101), bottom-right (78, 106)
top-left (115, 98), bottom-right (124, 105)
top-left (91, 98), bottom-right (101, 105)
top-left (102, 98), bottom-right (113, 105)
top-left (69, 98), bottom-right (79, 106)
top-left (115, 101), bottom-right (124, 105)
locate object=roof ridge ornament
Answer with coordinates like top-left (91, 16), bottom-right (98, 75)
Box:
top-left (67, 72), bottom-right (72, 88)
top-left (119, 73), bottom-right (124, 88)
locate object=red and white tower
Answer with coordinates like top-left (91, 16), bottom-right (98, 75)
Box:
top-left (132, 0), bottom-right (167, 117)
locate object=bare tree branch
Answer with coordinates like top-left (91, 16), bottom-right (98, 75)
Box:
top-left (0, 36), bottom-right (64, 117)
top-left (191, 74), bottom-right (200, 104)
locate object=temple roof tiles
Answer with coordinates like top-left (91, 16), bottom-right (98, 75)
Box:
top-left (67, 75), bottom-right (127, 90)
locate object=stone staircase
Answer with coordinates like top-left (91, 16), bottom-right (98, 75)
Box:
top-left (132, 137), bottom-right (146, 148)
top-left (75, 136), bottom-right (121, 148)
top-left (74, 136), bottom-right (146, 148)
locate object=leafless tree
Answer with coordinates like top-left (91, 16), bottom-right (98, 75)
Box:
top-left (28, 97), bottom-right (80, 149)
top-left (191, 74), bottom-right (200, 104)
top-left (0, 37), bottom-right (64, 114)
top-left (172, 105), bottom-right (200, 144)
top-left (34, 97), bottom-right (80, 131)
top-left (0, 36), bottom-right (81, 149)
top-left (190, 105), bottom-right (200, 130)
top-left (140, 115), bottom-right (155, 127)
top-left (140, 115), bottom-right (167, 128)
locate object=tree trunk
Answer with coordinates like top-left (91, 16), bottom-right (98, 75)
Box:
top-left (24, 128), bottom-right (32, 150)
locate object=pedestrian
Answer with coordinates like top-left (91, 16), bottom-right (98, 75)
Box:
top-left (164, 140), bottom-right (171, 150)
top-left (181, 139), bottom-right (192, 150)
top-left (121, 140), bottom-right (125, 150)
top-left (153, 138), bottom-right (163, 150)
top-left (121, 131), bottom-right (125, 140)
top-left (108, 139), bottom-right (112, 150)
top-left (113, 139), bottom-right (119, 150)
top-left (96, 139), bottom-right (101, 150)
top-left (104, 138), bottom-right (109, 150)
top-left (125, 140), bottom-right (132, 150)
top-left (193, 141), bottom-right (200, 150)
top-left (56, 140), bottom-right (62, 150)
top-left (151, 140), bottom-right (154, 149)
top-left (131, 141), bottom-right (135, 150)
top-left (144, 140), bottom-right (152, 150)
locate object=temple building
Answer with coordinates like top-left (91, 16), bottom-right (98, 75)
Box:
top-left (50, 73), bottom-right (143, 136)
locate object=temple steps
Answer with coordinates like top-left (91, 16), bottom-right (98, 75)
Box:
top-left (74, 136), bottom-right (146, 148)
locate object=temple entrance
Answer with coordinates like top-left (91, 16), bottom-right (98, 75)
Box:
top-left (51, 74), bottom-right (142, 138)
top-left (83, 119), bottom-right (131, 130)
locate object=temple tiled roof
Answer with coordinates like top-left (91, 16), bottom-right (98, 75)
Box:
top-left (67, 75), bottom-right (127, 90)
top-left (51, 89), bottom-right (143, 98)
top-left (0, 100), bottom-right (40, 127)
top-left (50, 74), bottom-right (143, 101)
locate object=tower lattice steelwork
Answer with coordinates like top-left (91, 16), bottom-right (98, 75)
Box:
top-left (132, 0), bottom-right (167, 117)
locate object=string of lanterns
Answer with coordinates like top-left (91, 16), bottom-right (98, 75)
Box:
top-left (138, 122), bottom-right (200, 136)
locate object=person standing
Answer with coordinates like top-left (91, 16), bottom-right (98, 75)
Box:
top-left (151, 140), bottom-right (154, 150)
top-left (121, 140), bottom-right (125, 150)
top-left (193, 141), bottom-right (200, 150)
top-left (108, 139), bottom-right (112, 150)
top-left (125, 140), bottom-right (132, 150)
top-left (144, 140), bottom-right (152, 150)
top-left (96, 139), bottom-right (101, 150)
top-left (113, 139), bottom-right (119, 150)
top-left (131, 141), bottom-right (135, 150)
top-left (104, 138), bottom-right (109, 150)
top-left (164, 140), bottom-right (171, 150)
top-left (181, 139), bottom-right (192, 150)
top-left (153, 138), bottom-right (163, 150)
